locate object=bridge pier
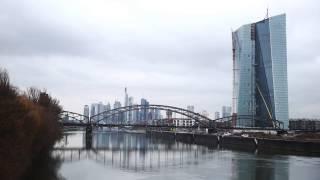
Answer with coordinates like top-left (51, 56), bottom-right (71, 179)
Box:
top-left (85, 125), bottom-right (93, 149)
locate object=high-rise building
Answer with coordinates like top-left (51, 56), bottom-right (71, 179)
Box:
top-left (90, 102), bottom-right (104, 121)
top-left (155, 109), bottom-right (161, 119)
top-left (214, 111), bottom-right (220, 119)
top-left (128, 96), bottom-right (134, 123)
top-left (103, 103), bottom-right (111, 123)
top-left (222, 106), bottom-right (232, 118)
top-left (113, 101), bottom-right (122, 123)
top-left (114, 101), bottom-right (122, 109)
top-left (232, 14), bottom-right (288, 128)
top-left (90, 103), bottom-right (97, 117)
top-left (132, 103), bottom-right (140, 123)
top-left (124, 87), bottom-right (129, 122)
top-left (97, 102), bottom-right (104, 121)
top-left (83, 105), bottom-right (89, 121)
top-left (104, 103), bottom-right (111, 112)
top-left (132, 104), bottom-right (140, 123)
top-left (140, 98), bottom-right (149, 121)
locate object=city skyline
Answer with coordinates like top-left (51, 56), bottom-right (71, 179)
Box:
top-left (85, 87), bottom-right (200, 122)
top-left (1, 0), bottom-right (320, 118)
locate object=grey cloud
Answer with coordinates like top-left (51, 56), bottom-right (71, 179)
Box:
top-left (0, 0), bottom-right (319, 117)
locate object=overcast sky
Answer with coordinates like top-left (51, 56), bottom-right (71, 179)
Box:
top-left (1, 0), bottom-right (319, 118)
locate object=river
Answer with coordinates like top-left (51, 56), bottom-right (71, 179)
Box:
top-left (52, 130), bottom-right (320, 180)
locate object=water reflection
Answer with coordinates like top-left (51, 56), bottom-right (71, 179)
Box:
top-left (55, 131), bottom-right (215, 172)
top-left (54, 131), bottom-right (320, 180)
top-left (231, 153), bottom-right (289, 180)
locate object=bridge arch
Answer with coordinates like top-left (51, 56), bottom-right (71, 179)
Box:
top-left (90, 104), bottom-right (213, 127)
top-left (59, 111), bottom-right (89, 124)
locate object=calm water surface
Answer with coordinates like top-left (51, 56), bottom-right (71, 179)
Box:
top-left (53, 130), bottom-right (320, 180)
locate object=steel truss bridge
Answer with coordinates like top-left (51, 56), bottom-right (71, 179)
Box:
top-left (59, 104), bottom-right (283, 130)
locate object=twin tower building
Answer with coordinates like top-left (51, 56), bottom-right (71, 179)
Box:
top-left (232, 14), bottom-right (289, 129)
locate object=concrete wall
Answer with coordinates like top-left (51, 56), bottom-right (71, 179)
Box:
top-left (220, 136), bottom-right (256, 151)
top-left (146, 130), bottom-right (320, 155)
top-left (257, 138), bottom-right (320, 154)
top-left (194, 134), bottom-right (218, 147)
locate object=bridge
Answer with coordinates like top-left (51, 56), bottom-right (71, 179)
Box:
top-left (58, 104), bottom-right (284, 149)
top-left (59, 104), bottom-right (283, 130)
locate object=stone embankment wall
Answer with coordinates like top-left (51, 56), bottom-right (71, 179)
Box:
top-left (146, 131), bottom-right (320, 155)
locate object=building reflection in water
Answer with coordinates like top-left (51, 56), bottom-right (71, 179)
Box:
top-left (54, 131), bottom-right (291, 179)
top-left (54, 131), bottom-right (215, 172)
top-left (231, 153), bottom-right (289, 180)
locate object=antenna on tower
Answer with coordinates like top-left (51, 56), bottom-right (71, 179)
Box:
top-left (265, 7), bottom-right (269, 19)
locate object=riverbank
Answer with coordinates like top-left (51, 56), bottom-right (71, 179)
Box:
top-left (147, 130), bottom-right (320, 156)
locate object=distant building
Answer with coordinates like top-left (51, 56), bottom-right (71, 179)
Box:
top-left (214, 111), bottom-right (220, 119)
top-left (128, 96), bottom-right (134, 123)
top-left (186, 105), bottom-right (195, 119)
top-left (97, 102), bottom-right (104, 121)
top-left (89, 102), bottom-right (104, 122)
top-left (289, 119), bottom-right (320, 131)
top-left (155, 109), bottom-right (161, 119)
top-left (103, 103), bottom-right (111, 123)
top-left (187, 105), bottom-right (195, 112)
top-left (113, 100), bottom-right (122, 123)
top-left (201, 110), bottom-right (209, 118)
top-left (140, 98), bottom-right (149, 121)
top-left (114, 101), bottom-right (121, 109)
top-left (104, 103), bottom-right (111, 112)
top-left (83, 105), bottom-right (89, 121)
top-left (90, 103), bottom-right (97, 117)
top-left (232, 14), bottom-right (288, 128)
top-left (222, 106), bottom-right (232, 118)
top-left (132, 103), bottom-right (140, 123)
top-left (124, 87), bottom-right (129, 122)
top-left (174, 118), bottom-right (195, 127)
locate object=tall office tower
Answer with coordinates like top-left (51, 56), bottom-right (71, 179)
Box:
top-left (83, 105), bottom-right (90, 121)
top-left (114, 101), bottom-right (122, 109)
top-left (214, 111), bottom-right (220, 119)
top-left (128, 97), bottom-right (134, 123)
top-left (132, 103), bottom-right (139, 123)
top-left (93, 102), bottom-right (103, 122)
top-left (98, 102), bottom-right (104, 114)
top-left (113, 101), bottom-right (122, 123)
top-left (140, 98), bottom-right (149, 121)
top-left (232, 14), bottom-right (288, 128)
top-left (104, 103), bottom-right (111, 111)
top-left (222, 106), bottom-right (232, 118)
top-left (90, 103), bottom-right (97, 117)
top-left (124, 87), bottom-right (129, 122)
top-left (103, 103), bottom-right (111, 123)
top-left (155, 109), bottom-right (160, 119)
top-left (124, 87), bottom-right (129, 106)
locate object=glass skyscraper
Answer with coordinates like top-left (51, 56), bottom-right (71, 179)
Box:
top-left (232, 14), bottom-right (289, 129)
